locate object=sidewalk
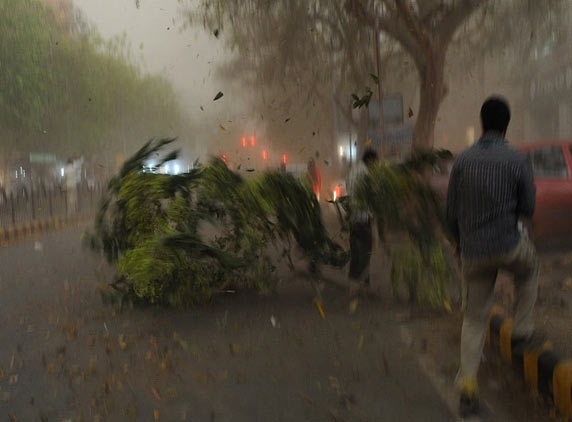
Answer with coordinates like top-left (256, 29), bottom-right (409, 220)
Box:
top-left (0, 228), bottom-right (460, 421)
top-left (0, 212), bottom-right (94, 246)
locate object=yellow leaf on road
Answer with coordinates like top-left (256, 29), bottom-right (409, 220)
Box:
top-left (229, 343), bottom-right (240, 356)
top-left (443, 300), bottom-right (452, 313)
top-left (314, 299), bottom-right (326, 319)
top-left (173, 332), bottom-right (188, 350)
top-left (118, 334), bottom-right (127, 350)
top-left (151, 386), bottom-right (162, 401)
top-left (349, 299), bottom-right (358, 314)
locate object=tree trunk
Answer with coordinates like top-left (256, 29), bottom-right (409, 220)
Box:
top-left (412, 47), bottom-right (447, 154)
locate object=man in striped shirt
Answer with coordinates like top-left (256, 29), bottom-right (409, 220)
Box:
top-left (446, 96), bottom-right (541, 418)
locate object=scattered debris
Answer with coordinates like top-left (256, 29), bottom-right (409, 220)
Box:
top-left (314, 299), bottom-right (326, 319)
top-left (349, 299), bottom-right (358, 314)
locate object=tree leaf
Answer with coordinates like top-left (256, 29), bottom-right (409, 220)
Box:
top-left (213, 91), bottom-right (224, 101)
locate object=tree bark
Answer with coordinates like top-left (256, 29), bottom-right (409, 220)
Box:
top-left (412, 46), bottom-right (447, 154)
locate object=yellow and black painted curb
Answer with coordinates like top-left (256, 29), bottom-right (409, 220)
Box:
top-left (487, 305), bottom-right (572, 419)
top-left (0, 214), bottom-right (94, 247)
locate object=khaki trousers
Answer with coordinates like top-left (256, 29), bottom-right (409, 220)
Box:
top-left (457, 235), bottom-right (539, 385)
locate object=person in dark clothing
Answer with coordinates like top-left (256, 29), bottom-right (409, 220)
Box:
top-left (346, 148), bottom-right (378, 285)
top-left (447, 96), bottom-right (543, 418)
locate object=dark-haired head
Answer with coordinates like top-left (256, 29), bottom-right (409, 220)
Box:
top-left (480, 96), bottom-right (511, 135)
top-left (362, 148), bottom-right (378, 166)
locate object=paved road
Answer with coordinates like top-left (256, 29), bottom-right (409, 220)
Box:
top-left (0, 226), bottom-right (513, 421)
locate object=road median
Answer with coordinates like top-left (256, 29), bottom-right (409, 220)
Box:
top-left (487, 304), bottom-right (572, 420)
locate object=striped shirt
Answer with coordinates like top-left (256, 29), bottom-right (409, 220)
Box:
top-left (446, 133), bottom-right (536, 258)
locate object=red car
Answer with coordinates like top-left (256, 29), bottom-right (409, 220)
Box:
top-left (431, 140), bottom-right (572, 241)
top-left (516, 140), bottom-right (572, 240)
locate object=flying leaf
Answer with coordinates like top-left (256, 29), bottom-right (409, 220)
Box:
top-left (370, 73), bottom-right (379, 85)
top-left (408, 107), bottom-right (414, 118)
top-left (284, 118), bottom-right (291, 123)
top-left (200, 106), bottom-right (204, 111)
top-left (219, 124), bottom-right (226, 131)
top-left (214, 28), bottom-right (220, 38)
top-left (351, 94), bottom-right (360, 102)
top-left (213, 91), bottom-right (224, 101)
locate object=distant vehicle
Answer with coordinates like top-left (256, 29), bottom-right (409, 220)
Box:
top-left (516, 140), bottom-right (572, 240)
top-left (431, 140), bottom-right (572, 241)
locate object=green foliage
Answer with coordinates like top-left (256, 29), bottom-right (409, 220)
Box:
top-left (88, 140), bottom-right (453, 309)
top-left (87, 139), bottom-right (348, 307)
top-left (390, 242), bottom-right (450, 308)
top-left (353, 156), bottom-right (448, 251)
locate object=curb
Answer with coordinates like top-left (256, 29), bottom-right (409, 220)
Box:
top-left (487, 305), bottom-right (572, 419)
top-left (0, 214), bottom-right (94, 247)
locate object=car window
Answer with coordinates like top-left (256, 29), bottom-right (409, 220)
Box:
top-left (528, 146), bottom-right (568, 179)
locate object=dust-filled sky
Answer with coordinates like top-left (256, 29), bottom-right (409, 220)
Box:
top-left (73, 0), bottom-right (222, 110)
top-left (72, 0), bottom-right (255, 160)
